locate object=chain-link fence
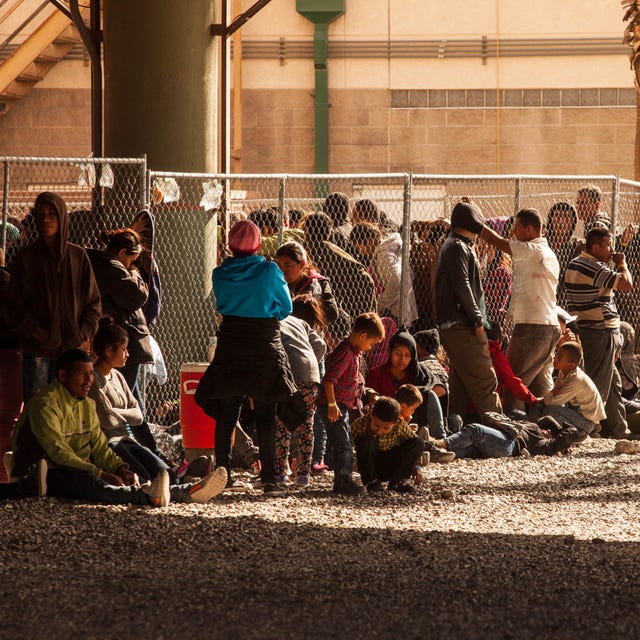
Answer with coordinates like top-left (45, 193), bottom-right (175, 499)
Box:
top-left (6, 163), bottom-right (640, 424)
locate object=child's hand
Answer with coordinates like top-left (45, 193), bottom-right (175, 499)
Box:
top-left (412, 466), bottom-right (424, 485)
top-left (327, 404), bottom-right (342, 422)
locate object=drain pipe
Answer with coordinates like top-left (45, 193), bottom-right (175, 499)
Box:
top-left (296, 1), bottom-right (344, 176)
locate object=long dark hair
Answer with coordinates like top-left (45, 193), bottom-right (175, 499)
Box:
top-left (93, 317), bottom-right (128, 358)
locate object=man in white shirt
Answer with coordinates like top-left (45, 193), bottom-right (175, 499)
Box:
top-left (481, 208), bottom-right (561, 411)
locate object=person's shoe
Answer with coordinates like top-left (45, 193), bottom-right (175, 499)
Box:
top-left (366, 480), bottom-right (385, 493)
top-left (146, 469), bottom-right (170, 507)
top-left (615, 440), bottom-right (640, 455)
top-left (275, 473), bottom-right (292, 486)
top-left (224, 475), bottom-right (252, 492)
top-left (425, 441), bottom-right (455, 463)
top-left (22, 458), bottom-right (48, 497)
top-left (419, 451), bottom-right (430, 466)
top-left (263, 482), bottom-right (287, 497)
top-left (294, 474), bottom-right (310, 488)
top-left (311, 462), bottom-right (329, 476)
top-left (332, 476), bottom-right (363, 496)
top-left (187, 467), bottom-right (228, 503)
top-left (417, 426), bottom-right (430, 441)
top-left (3, 451), bottom-right (16, 483)
top-left (181, 455), bottom-right (213, 482)
top-left (389, 480), bottom-right (416, 494)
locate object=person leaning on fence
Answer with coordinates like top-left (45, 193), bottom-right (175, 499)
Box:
top-left (7, 191), bottom-right (101, 402)
top-left (481, 207), bottom-right (561, 413)
top-left (315, 312), bottom-right (385, 496)
top-left (194, 219), bottom-right (298, 497)
top-left (302, 212), bottom-right (377, 327)
top-left (435, 201), bottom-right (502, 421)
top-left (565, 227), bottom-right (632, 438)
top-left (5, 349), bottom-right (227, 507)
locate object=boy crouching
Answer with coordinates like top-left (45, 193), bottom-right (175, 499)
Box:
top-left (351, 396), bottom-right (424, 494)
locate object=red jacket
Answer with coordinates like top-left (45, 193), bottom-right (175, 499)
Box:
top-left (489, 340), bottom-right (537, 405)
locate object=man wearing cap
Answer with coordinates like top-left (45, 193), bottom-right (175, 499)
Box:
top-left (435, 201), bottom-right (502, 419)
top-left (482, 208), bottom-right (561, 412)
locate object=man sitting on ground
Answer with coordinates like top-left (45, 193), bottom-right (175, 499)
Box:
top-left (7, 349), bottom-right (227, 507)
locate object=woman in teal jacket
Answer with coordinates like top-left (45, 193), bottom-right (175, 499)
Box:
top-left (195, 220), bottom-right (297, 496)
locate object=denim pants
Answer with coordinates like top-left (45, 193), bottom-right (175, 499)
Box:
top-left (215, 396), bottom-right (278, 484)
top-left (46, 467), bottom-right (152, 505)
top-left (445, 423), bottom-right (515, 459)
top-left (315, 403), bottom-right (353, 481)
top-left (529, 403), bottom-right (597, 435)
top-left (111, 439), bottom-right (176, 484)
top-left (425, 390), bottom-right (446, 438)
top-left (355, 435), bottom-right (424, 485)
top-left (505, 323), bottom-right (561, 411)
top-left (22, 351), bottom-right (57, 403)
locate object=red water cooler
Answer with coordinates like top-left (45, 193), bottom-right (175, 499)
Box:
top-left (179, 363), bottom-right (216, 461)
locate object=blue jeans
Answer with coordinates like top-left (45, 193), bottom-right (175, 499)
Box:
top-left (445, 423), bottom-right (515, 459)
top-left (22, 351), bottom-right (57, 403)
top-left (529, 404), bottom-right (597, 434)
top-left (111, 440), bottom-right (176, 484)
top-left (425, 390), bottom-right (446, 438)
top-left (315, 403), bottom-right (353, 480)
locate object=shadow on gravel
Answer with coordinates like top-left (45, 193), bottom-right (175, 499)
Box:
top-left (1, 506), bottom-right (639, 639)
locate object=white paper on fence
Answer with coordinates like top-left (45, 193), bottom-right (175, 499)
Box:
top-left (203, 212), bottom-right (218, 300)
top-left (200, 180), bottom-right (223, 211)
top-left (76, 163), bottom-right (96, 189)
top-left (99, 163), bottom-right (115, 189)
top-left (153, 178), bottom-right (181, 203)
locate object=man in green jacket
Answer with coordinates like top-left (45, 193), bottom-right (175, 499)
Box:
top-left (7, 349), bottom-right (226, 507)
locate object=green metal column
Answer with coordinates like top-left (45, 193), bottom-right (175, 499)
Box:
top-left (296, 0), bottom-right (344, 175)
top-left (103, 0), bottom-right (217, 173)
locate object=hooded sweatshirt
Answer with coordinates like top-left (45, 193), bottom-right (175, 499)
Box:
top-left (366, 329), bottom-right (436, 397)
top-left (8, 192), bottom-right (101, 358)
top-left (213, 253), bottom-right (291, 319)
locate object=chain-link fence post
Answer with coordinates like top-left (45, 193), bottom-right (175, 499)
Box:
top-left (514, 176), bottom-right (521, 216)
top-left (278, 175), bottom-right (286, 246)
top-left (399, 172), bottom-right (412, 327)
top-left (2, 161), bottom-right (9, 255)
top-left (611, 175), bottom-right (620, 236)
top-left (141, 154), bottom-right (149, 210)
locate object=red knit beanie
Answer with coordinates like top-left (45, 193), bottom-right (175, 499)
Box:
top-left (228, 220), bottom-right (261, 255)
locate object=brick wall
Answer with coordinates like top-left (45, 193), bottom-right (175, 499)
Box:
top-left (240, 87), bottom-right (637, 178)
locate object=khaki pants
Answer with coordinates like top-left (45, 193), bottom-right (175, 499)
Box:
top-left (439, 324), bottom-right (502, 419)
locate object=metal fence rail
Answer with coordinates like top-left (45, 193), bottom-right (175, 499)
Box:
top-left (5, 162), bottom-right (640, 425)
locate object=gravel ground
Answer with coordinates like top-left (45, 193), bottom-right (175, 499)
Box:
top-left (2, 438), bottom-right (640, 640)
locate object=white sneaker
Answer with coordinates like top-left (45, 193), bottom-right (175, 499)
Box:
top-left (188, 467), bottom-right (228, 503)
top-left (146, 469), bottom-right (170, 507)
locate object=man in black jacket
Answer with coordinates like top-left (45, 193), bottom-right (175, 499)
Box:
top-left (435, 201), bottom-right (502, 419)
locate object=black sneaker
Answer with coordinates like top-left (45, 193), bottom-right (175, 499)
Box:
top-left (366, 480), bottom-right (385, 493)
top-left (332, 476), bottom-right (363, 495)
top-left (389, 480), bottom-right (416, 494)
top-left (263, 483), bottom-right (287, 497)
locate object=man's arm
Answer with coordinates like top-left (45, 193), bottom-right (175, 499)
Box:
top-left (480, 225), bottom-right (512, 255)
top-left (612, 252), bottom-right (633, 292)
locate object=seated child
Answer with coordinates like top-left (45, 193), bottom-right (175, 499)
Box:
top-left (316, 312), bottom-right (385, 495)
top-left (350, 396), bottom-right (424, 494)
top-left (395, 384), bottom-right (455, 464)
top-left (530, 341), bottom-right (605, 435)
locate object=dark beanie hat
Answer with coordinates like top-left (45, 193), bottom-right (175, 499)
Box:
top-left (413, 329), bottom-right (440, 355)
top-left (451, 202), bottom-right (485, 235)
